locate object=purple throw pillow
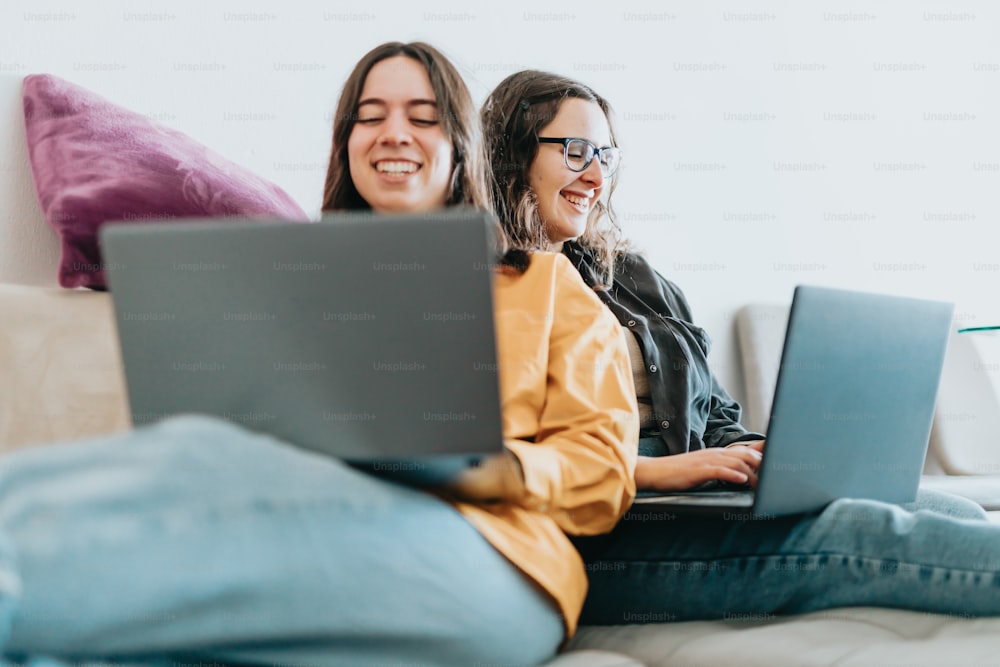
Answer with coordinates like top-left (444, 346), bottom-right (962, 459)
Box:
top-left (22, 74), bottom-right (309, 289)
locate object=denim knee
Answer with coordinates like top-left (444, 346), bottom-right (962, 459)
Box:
top-left (443, 579), bottom-right (564, 666)
top-left (906, 488), bottom-right (989, 521)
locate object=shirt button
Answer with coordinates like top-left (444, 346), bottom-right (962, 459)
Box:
top-left (649, 364), bottom-right (658, 373)
top-left (661, 420), bottom-right (670, 429)
top-left (627, 319), bottom-right (636, 327)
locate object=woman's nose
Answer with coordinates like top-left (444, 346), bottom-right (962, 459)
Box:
top-left (581, 156), bottom-right (604, 187)
top-left (378, 112), bottom-right (412, 145)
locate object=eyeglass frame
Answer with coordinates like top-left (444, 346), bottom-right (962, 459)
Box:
top-left (537, 137), bottom-right (623, 177)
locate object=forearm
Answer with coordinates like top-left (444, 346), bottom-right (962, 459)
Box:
top-left (633, 446), bottom-right (763, 492)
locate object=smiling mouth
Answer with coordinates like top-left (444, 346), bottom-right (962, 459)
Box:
top-left (374, 160), bottom-right (421, 175)
top-left (561, 191), bottom-right (591, 212)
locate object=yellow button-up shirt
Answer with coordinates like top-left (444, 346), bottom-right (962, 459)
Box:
top-left (451, 252), bottom-right (638, 637)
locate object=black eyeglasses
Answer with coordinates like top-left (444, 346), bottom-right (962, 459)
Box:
top-left (537, 137), bottom-right (622, 177)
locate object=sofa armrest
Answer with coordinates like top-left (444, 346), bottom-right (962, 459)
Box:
top-left (0, 283), bottom-right (129, 450)
top-left (927, 331), bottom-right (1000, 474)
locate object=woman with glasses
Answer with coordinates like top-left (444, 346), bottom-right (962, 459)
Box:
top-left (0, 47), bottom-right (638, 667)
top-left (485, 71), bottom-right (762, 489)
top-left (482, 69), bottom-right (1000, 626)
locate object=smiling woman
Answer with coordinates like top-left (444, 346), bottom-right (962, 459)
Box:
top-left (482, 69), bottom-right (623, 285)
top-left (346, 57), bottom-right (452, 211)
top-left (528, 100), bottom-right (617, 244)
top-left (483, 67), bottom-right (1000, 631)
top-left (322, 41), bottom-right (490, 213)
top-left (0, 42), bottom-right (639, 667)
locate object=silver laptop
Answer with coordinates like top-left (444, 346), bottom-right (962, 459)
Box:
top-left (99, 209), bottom-right (504, 483)
top-left (632, 285), bottom-right (954, 517)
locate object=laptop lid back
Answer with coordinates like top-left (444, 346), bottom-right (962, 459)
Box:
top-left (754, 285), bottom-right (953, 516)
top-left (100, 210), bottom-right (504, 469)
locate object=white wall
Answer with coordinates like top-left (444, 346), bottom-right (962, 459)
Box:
top-left (2, 0), bottom-right (998, 403)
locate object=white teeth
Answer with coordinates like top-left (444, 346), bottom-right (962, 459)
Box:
top-left (562, 193), bottom-right (589, 208)
top-left (376, 161), bottom-right (419, 174)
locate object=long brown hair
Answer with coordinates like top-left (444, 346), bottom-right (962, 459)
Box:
top-left (321, 41), bottom-right (492, 213)
top-left (481, 70), bottom-right (625, 285)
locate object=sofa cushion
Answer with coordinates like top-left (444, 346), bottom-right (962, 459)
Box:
top-left (0, 284), bottom-right (128, 450)
top-left (570, 607), bottom-right (1000, 666)
top-left (545, 650), bottom-right (645, 667)
top-left (21, 74), bottom-right (308, 290)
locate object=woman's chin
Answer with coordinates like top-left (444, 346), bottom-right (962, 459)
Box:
top-left (366, 191), bottom-right (448, 215)
top-left (547, 221), bottom-right (587, 245)
top-left (368, 196), bottom-right (421, 213)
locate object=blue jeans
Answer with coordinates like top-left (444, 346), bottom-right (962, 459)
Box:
top-left (0, 416), bottom-right (563, 667)
top-left (574, 483), bottom-right (999, 625)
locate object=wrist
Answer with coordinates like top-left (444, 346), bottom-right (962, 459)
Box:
top-left (634, 455), bottom-right (661, 490)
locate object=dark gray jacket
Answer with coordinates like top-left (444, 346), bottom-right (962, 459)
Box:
top-left (563, 241), bottom-right (764, 456)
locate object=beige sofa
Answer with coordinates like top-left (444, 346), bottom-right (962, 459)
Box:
top-left (9, 65), bottom-right (1000, 666)
top-left (6, 285), bottom-right (1000, 667)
